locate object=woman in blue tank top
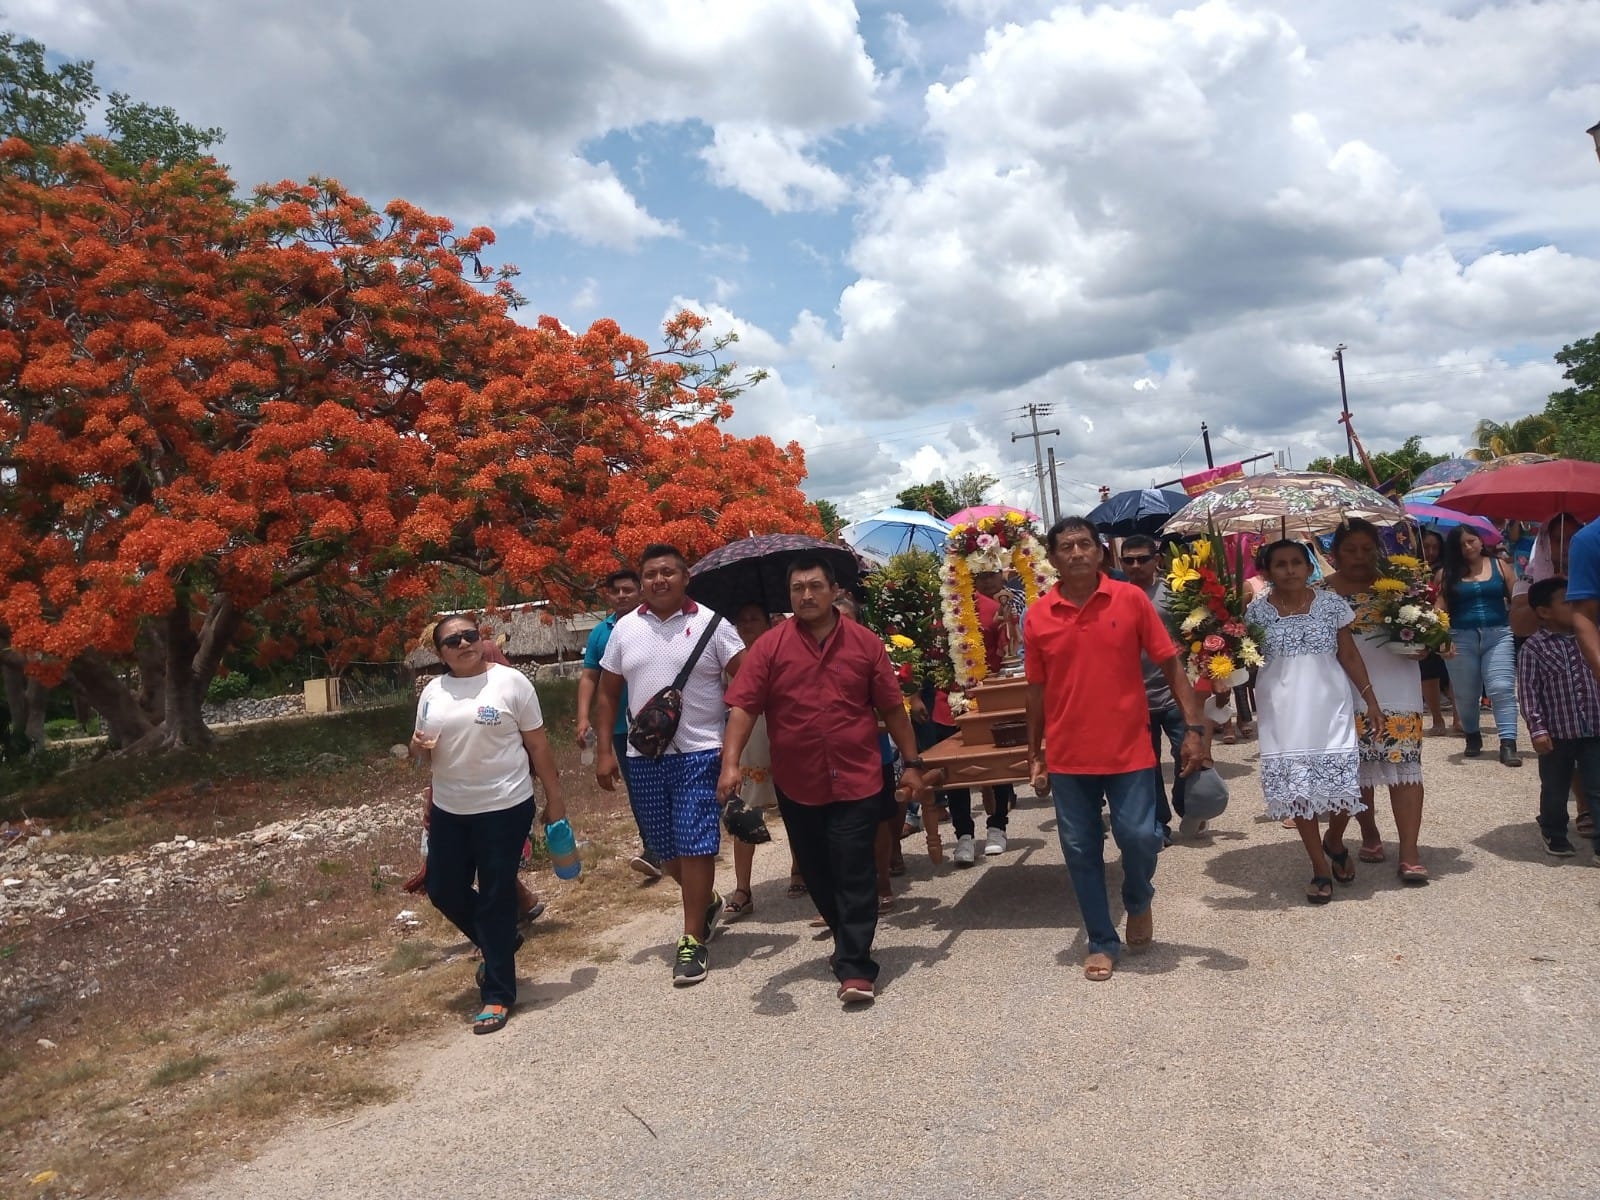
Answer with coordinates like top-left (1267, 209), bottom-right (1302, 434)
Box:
top-left (1434, 527), bottom-right (1520, 766)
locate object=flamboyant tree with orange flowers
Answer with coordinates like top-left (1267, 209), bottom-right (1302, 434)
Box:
top-left (0, 138), bottom-right (818, 751)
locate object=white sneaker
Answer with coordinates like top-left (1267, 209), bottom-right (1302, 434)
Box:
top-left (1178, 815), bottom-right (1210, 838)
top-left (952, 834), bottom-right (976, 866)
top-left (984, 828), bottom-right (1008, 856)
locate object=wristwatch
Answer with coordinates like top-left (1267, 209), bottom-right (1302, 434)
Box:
top-left (1184, 725), bottom-right (1207, 735)
top-left (902, 757), bottom-right (927, 769)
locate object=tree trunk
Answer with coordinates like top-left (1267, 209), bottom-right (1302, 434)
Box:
top-left (3, 658), bottom-right (37, 749)
top-left (134, 635), bottom-right (166, 723)
top-left (65, 653), bottom-right (157, 750)
top-left (22, 679), bottom-right (46, 745)
top-left (160, 603), bottom-right (213, 749)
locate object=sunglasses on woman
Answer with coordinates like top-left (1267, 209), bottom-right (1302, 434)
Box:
top-left (440, 630), bottom-right (482, 649)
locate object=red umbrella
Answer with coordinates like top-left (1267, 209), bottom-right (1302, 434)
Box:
top-left (1436, 459), bottom-right (1600, 522)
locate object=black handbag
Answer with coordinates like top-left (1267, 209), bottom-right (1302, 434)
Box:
top-left (627, 615), bottom-right (724, 758)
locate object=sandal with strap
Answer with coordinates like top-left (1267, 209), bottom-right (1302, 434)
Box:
top-left (1397, 861), bottom-right (1430, 886)
top-left (1358, 842), bottom-right (1386, 863)
top-left (1083, 952), bottom-right (1115, 982)
top-left (722, 888), bottom-right (754, 922)
top-left (786, 876), bottom-right (808, 898)
top-left (1305, 875), bottom-right (1333, 905)
top-left (1323, 839), bottom-right (1356, 885)
top-left (472, 1004), bottom-right (510, 1035)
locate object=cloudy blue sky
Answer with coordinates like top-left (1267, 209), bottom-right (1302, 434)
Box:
top-left (14, 0), bottom-right (1600, 519)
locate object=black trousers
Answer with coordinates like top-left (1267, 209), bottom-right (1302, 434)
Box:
top-left (778, 788), bottom-right (880, 983)
top-left (949, 784), bottom-right (1014, 838)
top-left (1537, 737), bottom-right (1600, 839)
top-left (426, 796), bottom-right (535, 1008)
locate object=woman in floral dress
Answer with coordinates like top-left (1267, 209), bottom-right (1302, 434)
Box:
top-left (1246, 541), bottom-right (1387, 904)
top-left (1320, 519), bottom-right (1429, 884)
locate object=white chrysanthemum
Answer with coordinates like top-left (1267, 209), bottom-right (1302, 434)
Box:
top-left (1397, 604), bottom-right (1421, 623)
top-left (1180, 609), bottom-right (1207, 634)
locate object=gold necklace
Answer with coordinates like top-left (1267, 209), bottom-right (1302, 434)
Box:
top-left (1273, 589), bottom-right (1313, 617)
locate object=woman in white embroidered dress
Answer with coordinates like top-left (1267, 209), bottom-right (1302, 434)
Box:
top-left (1246, 541), bottom-right (1386, 905)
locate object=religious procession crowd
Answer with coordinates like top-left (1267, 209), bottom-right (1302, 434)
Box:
top-left (404, 472), bottom-right (1600, 1034)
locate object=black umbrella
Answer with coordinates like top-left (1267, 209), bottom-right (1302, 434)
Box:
top-left (688, 534), bottom-right (862, 616)
top-left (1086, 488), bottom-right (1193, 536)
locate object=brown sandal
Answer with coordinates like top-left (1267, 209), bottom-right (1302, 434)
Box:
top-left (1083, 953), bottom-right (1115, 982)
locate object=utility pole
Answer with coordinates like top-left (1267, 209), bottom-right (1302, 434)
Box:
top-left (1011, 403), bottom-right (1059, 521)
top-left (1201, 421), bottom-right (1215, 469)
top-left (1333, 344), bottom-right (1352, 458)
top-left (1045, 447), bottom-right (1062, 524)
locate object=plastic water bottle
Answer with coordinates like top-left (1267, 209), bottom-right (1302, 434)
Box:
top-left (545, 818), bottom-right (582, 880)
top-left (579, 728), bottom-right (597, 766)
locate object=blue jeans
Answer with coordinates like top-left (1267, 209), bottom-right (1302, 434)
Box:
top-left (425, 796), bottom-right (536, 1008)
top-left (1443, 624), bottom-right (1517, 741)
top-left (1051, 770), bottom-right (1162, 958)
top-left (1149, 706), bottom-right (1188, 829)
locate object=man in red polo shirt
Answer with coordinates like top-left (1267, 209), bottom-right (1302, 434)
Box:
top-left (1025, 516), bottom-right (1205, 983)
top-left (720, 557), bottom-right (926, 1006)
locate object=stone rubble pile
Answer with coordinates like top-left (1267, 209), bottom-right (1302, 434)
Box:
top-left (0, 800), bottom-right (416, 931)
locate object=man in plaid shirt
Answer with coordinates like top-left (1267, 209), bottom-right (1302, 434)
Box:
top-left (1517, 577), bottom-right (1600, 857)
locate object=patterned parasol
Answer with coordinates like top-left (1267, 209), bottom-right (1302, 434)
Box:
top-left (1161, 470), bottom-right (1405, 538)
top-left (688, 534), bottom-right (862, 616)
top-left (1474, 452), bottom-right (1556, 472)
top-left (1410, 458), bottom-right (1481, 489)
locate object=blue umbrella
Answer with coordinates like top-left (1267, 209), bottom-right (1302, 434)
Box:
top-left (838, 507), bottom-right (953, 565)
top-left (1086, 488), bottom-right (1193, 536)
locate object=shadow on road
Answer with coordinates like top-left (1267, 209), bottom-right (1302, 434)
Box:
top-left (1202, 837), bottom-right (1474, 910)
top-left (1473, 820), bottom-right (1595, 867)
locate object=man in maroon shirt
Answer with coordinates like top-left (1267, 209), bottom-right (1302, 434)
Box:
top-left (720, 557), bottom-right (926, 1005)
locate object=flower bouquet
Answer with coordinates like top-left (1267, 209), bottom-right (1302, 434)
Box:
top-left (863, 550), bottom-right (953, 695)
top-left (1367, 554), bottom-right (1451, 659)
top-left (940, 513), bottom-right (1055, 690)
top-left (1165, 532), bottom-right (1263, 693)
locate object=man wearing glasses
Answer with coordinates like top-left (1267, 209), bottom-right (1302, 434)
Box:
top-left (1117, 535), bottom-right (1192, 843)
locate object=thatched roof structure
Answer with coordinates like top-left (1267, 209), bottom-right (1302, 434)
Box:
top-left (406, 602), bottom-right (601, 670)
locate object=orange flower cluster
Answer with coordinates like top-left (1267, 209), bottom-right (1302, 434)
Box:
top-left (0, 139), bottom-right (818, 739)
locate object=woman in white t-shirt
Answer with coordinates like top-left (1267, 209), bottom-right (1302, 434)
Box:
top-left (412, 614), bottom-right (566, 1035)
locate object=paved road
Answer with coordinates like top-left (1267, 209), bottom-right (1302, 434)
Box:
top-left (191, 733), bottom-right (1599, 1199)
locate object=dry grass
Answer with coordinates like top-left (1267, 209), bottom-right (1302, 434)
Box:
top-left (0, 710), bottom-right (675, 1200)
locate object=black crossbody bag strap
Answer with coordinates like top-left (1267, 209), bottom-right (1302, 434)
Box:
top-left (673, 614), bottom-right (724, 692)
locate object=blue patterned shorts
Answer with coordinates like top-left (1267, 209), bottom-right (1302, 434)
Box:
top-left (625, 748), bottom-right (723, 861)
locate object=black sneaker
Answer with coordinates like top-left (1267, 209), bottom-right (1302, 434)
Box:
top-left (1463, 733), bottom-right (1483, 758)
top-left (1541, 830), bottom-right (1577, 857)
top-left (703, 891), bottom-right (724, 943)
top-left (630, 849), bottom-right (663, 880)
top-left (672, 935), bottom-right (708, 986)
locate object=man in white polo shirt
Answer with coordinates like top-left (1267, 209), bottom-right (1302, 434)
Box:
top-left (596, 544), bottom-right (747, 986)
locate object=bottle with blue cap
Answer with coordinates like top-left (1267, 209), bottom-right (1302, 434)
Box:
top-left (544, 817), bottom-right (582, 880)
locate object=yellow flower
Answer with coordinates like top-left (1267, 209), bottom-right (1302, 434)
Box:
top-left (1006, 511), bottom-right (1025, 524)
top-left (1206, 654), bottom-right (1236, 680)
top-left (1388, 554), bottom-right (1422, 571)
top-left (1191, 641), bottom-right (1204, 654)
top-left (1194, 539), bottom-right (1212, 565)
top-left (889, 633), bottom-right (915, 649)
top-left (1436, 612), bottom-right (1450, 630)
top-left (1373, 578), bottom-right (1407, 595)
top-left (1168, 557), bottom-right (1200, 589)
